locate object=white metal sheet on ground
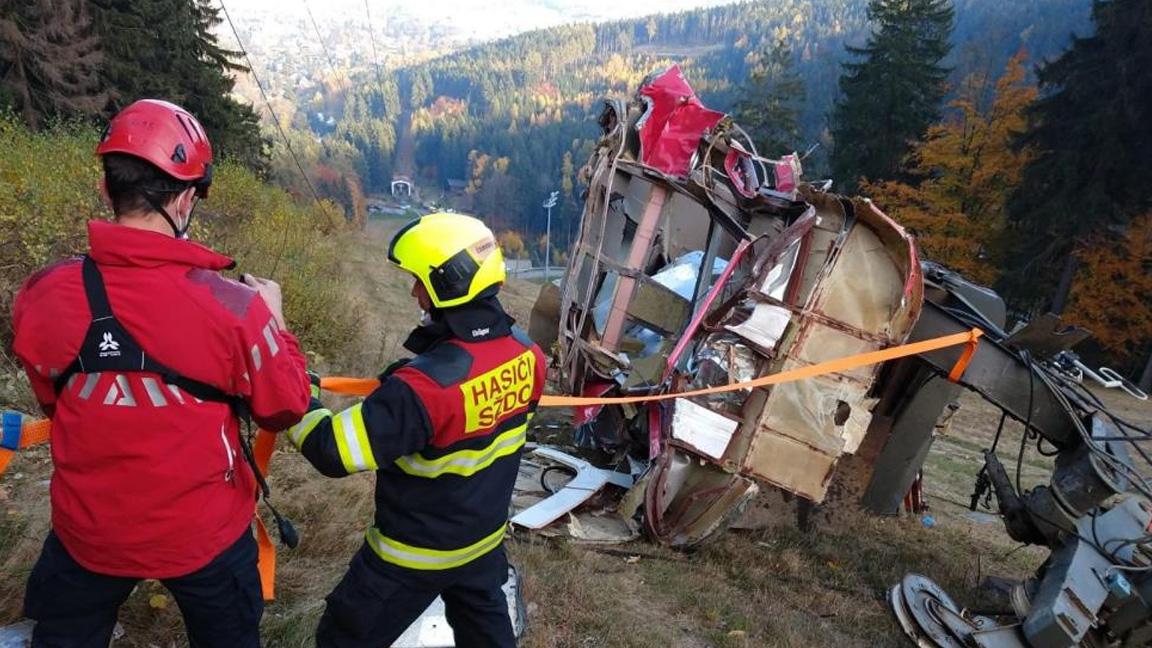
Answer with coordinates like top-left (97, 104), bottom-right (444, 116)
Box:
top-left (393, 566), bottom-right (525, 648)
top-left (0, 620), bottom-right (34, 648)
top-left (510, 448), bottom-right (633, 530)
top-left (0, 621), bottom-right (124, 646)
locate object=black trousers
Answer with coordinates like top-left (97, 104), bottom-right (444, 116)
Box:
top-left (23, 530), bottom-right (263, 648)
top-left (316, 543), bottom-right (515, 648)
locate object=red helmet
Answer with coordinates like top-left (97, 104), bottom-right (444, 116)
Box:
top-left (97, 99), bottom-right (213, 195)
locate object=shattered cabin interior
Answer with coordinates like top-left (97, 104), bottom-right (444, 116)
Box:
top-left (521, 64), bottom-right (923, 546)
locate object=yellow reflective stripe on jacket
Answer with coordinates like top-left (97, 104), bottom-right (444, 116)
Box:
top-left (393, 419), bottom-right (528, 479)
top-left (288, 408), bottom-right (333, 448)
top-left (333, 403), bottom-right (378, 474)
top-left (365, 524), bottom-right (505, 570)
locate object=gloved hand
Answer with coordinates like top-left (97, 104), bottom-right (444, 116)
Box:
top-left (378, 358), bottom-right (411, 380)
top-left (306, 370), bottom-right (322, 400)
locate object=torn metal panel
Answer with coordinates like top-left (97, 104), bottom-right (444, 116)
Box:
top-left (635, 65), bottom-right (726, 177)
top-left (510, 447), bottom-right (633, 530)
top-left (670, 399), bottom-right (739, 459)
top-left (527, 280), bottom-right (561, 349)
top-left (644, 448), bottom-right (760, 547)
top-left (699, 193), bottom-right (919, 503)
top-left (1003, 313), bottom-right (1089, 360)
top-left (723, 302), bottom-right (791, 352)
top-left (510, 449), bottom-right (640, 544)
top-left (625, 279), bottom-right (691, 335)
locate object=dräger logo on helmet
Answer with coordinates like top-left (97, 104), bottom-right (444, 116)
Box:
top-left (470, 237), bottom-right (496, 259)
top-left (459, 350), bottom-right (536, 433)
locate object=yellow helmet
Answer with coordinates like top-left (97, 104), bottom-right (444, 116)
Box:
top-left (387, 212), bottom-right (506, 309)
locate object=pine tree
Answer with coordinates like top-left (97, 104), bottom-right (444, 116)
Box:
top-left (0, 0), bottom-right (107, 129)
top-left (829, 0), bottom-right (955, 191)
top-left (1002, 0), bottom-right (1152, 312)
top-left (733, 39), bottom-right (806, 156)
top-left (89, 0), bottom-right (267, 169)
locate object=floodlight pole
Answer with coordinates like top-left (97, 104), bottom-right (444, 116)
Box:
top-left (543, 191), bottom-right (559, 282)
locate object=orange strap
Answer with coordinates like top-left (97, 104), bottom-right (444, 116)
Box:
top-left (948, 331), bottom-right (981, 383)
top-left (252, 429), bottom-right (278, 601)
top-left (320, 376), bottom-right (380, 396)
top-left (322, 328), bottom-right (985, 405)
top-left (18, 419), bottom-right (51, 447)
top-left (0, 419), bottom-right (52, 475)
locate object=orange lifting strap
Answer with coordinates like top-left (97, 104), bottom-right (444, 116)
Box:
top-left (322, 328), bottom-right (985, 403)
top-left (252, 429), bottom-right (279, 600)
top-left (0, 327), bottom-right (983, 601)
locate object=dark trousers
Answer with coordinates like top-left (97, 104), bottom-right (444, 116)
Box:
top-left (23, 530), bottom-right (263, 648)
top-left (316, 544), bottom-right (515, 648)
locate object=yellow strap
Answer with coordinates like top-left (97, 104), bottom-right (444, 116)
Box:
top-left (4, 330), bottom-right (984, 461)
top-left (949, 332), bottom-right (982, 383)
top-left (322, 328), bottom-right (984, 406)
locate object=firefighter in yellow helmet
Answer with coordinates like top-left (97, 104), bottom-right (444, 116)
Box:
top-left (288, 213), bottom-right (545, 647)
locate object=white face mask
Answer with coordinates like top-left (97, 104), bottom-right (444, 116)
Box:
top-left (419, 310), bottom-right (433, 326)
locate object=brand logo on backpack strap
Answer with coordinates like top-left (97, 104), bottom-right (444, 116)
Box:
top-left (98, 332), bottom-right (121, 358)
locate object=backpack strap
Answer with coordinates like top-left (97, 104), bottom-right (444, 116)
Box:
top-left (53, 256), bottom-right (239, 411)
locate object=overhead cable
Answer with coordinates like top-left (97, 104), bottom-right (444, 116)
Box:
top-left (217, 0), bottom-right (338, 273)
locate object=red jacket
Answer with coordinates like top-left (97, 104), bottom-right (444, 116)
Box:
top-left (12, 221), bottom-right (310, 578)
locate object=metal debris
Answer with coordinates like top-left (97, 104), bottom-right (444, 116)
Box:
top-left (530, 64), bottom-right (923, 547)
top-left (510, 447), bottom-right (633, 530)
top-left (884, 266), bottom-right (1152, 646)
top-left (394, 567), bottom-right (527, 648)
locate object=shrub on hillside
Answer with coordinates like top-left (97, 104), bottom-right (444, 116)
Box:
top-left (0, 114), bottom-right (358, 410)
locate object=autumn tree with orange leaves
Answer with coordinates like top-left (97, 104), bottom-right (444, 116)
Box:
top-left (864, 53), bottom-right (1037, 286)
top-left (1066, 214), bottom-right (1152, 369)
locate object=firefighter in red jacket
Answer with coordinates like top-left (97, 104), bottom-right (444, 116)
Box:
top-left (11, 99), bottom-right (311, 648)
top-left (287, 213), bottom-right (544, 647)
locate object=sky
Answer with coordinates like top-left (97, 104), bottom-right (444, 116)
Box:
top-left (225, 0), bottom-right (740, 42)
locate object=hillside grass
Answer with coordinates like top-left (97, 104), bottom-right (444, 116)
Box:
top-left (2, 132), bottom-right (1151, 646)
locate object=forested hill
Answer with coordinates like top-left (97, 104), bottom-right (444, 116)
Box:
top-left (309, 0), bottom-right (1091, 237)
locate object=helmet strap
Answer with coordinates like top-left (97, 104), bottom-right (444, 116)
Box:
top-left (142, 191), bottom-right (193, 239)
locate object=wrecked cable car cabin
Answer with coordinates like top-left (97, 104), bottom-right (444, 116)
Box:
top-left (525, 66), bottom-right (954, 547)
